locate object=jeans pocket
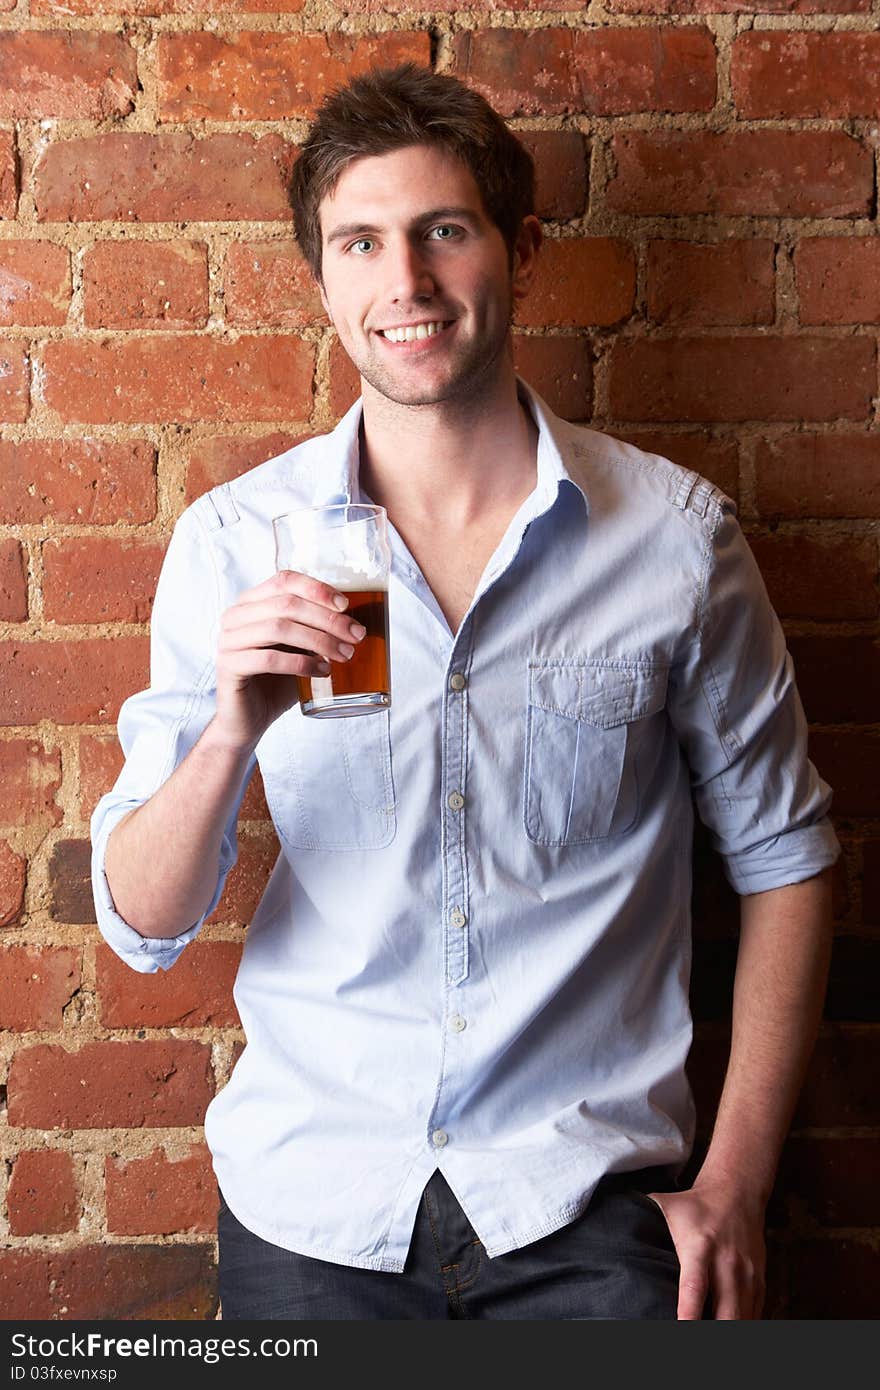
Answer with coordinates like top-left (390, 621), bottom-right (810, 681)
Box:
top-left (625, 1188), bottom-right (678, 1257)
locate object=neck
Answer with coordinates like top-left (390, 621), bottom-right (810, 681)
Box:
top-left (357, 360), bottom-right (539, 529)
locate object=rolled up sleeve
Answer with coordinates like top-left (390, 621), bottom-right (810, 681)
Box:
top-left (90, 502), bottom-right (250, 973)
top-left (667, 492), bottom-right (841, 896)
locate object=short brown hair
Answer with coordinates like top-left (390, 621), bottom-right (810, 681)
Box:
top-left (289, 62), bottom-right (535, 284)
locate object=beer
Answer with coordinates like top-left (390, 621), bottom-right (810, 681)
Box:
top-left (273, 503), bottom-right (392, 718)
top-left (297, 587), bottom-right (390, 718)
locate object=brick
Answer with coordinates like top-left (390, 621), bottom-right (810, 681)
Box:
top-left (775, 1127), bottom-right (880, 1229)
top-left (78, 732), bottom-right (124, 823)
top-left (184, 431), bottom-right (303, 505)
top-left (41, 334), bottom-right (313, 425)
top-left (520, 239), bottom-right (635, 328)
top-left (611, 431), bottom-right (739, 501)
top-left (34, 132), bottom-right (296, 223)
top-left (795, 238), bottom-right (880, 327)
top-left (748, 534), bottom-right (877, 620)
top-left (606, 0), bottom-right (870, 10)
top-left (692, 825), bottom-right (741, 941)
top-left (42, 536), bottom-right (167, 624)
top-left (0, 438), bottom-right (157, 524)
top-left (338, 0), bottom-right (580, 9)
top-left (83, 240), bottom-right (209, 330)
top-left (512, 335), bottom-right (593, 423)
top-left (755, 432), bottom-right (880, 519)
top-left (0, 637), bottom-right (148, 725)
top-left (0, 840), bottom-right (26, 926)
top-left (7, 1149), bottom-right (78, 1235)
top-left (0, 739), bottom-right (62, 829)
top-left (33, 0), bottom-right (304, 13)
top-left (106, 1145), bottom-right (216, 1235)
top-left (607, 131), bottom-right (872, 217)
top-left (328, 335), bottom-right (361, 419)
top-left (158, 31), bottom-right (431, 121)
top-left (823, 937), bottom-right (880, 1021)
top-left (608, 336), bottom-right (874, 424)
top-left (48, 838), bottom-right (94, 923)
top-left (787, 636), bottom-right (880, 726)
top-left (0, 945), bottom-right (81, 1031)
top-left (240, 765), bottom-right (270, 820)
top-left (864, 839), bottom-right (880, 926)
top-left (7, 1039), bottom-right (213, 1127)
top-left (775, 1239), bottom-right (880, 1319)
top-left (97, 941), bottom-right (241, 1028)
top-left (224, 240), bottom-right (325, 328)
top-left (0, 338), bottom-right (29, 421)
top-left (0, 538), bottom-right (27, 621)
top-left (0, 128), bottom-right (16, 218)
top-left (518, 131), bottom-right (588, 221)
top-left (829, 848), bottom-right (850, 926)
top-left (692, 1027), bottom-right (880, 1130)
top-left (0, 31), bottom-right (137, 120)
top-left (807, 731), bottom-right (880, 820)
top-left (686, 1028), bottom-right (731, 1129)
top-left (0, 240), bottom-right (70, 326)
top-left (0, 1244), bottom-right (216, 1320)
top-left (206, 836), bottom-right (279, 925)
top-left (732, 33), bottom-right (880, 119)
top-left (451, 26), bottom-right (716, 116)
top-left (646, 239), bottom-right (774, 328)
top-left (690, 938), bottom-right (736, 1020)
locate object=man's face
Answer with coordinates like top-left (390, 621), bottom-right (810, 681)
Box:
top-left (317, 144), bottom-right (536, 408)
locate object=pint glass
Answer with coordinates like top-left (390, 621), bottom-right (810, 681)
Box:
top-left (272, 503), bottom-right (391, 719)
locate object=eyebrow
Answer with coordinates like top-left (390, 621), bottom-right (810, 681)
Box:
top-left (324, 207), bottom-right (483, 248)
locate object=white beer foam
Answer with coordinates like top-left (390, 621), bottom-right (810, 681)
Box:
top-left (278, 521), bottom-right (388, 591)
top-left (308, 566), bottom-right (388, 592)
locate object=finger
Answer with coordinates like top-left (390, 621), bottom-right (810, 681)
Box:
top-left (219, 617), bottom-right (357, 666)
top-left (676, 1256), bottom-right (710, 1321)
top-left (222, 644), bottom-right (331, 681)
top-left (235, 569), bottom-right (351, 613)
top-left (222, 593), bottom-right (365, 645)
top-left (711, 1253), bottom-right (747, 1320)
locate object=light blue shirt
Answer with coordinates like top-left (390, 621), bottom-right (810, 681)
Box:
top-left (91, 378), bottom-right (840, 1272)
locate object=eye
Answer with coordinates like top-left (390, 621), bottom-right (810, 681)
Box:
top-left (428, 224), bottom-right (461, 241)
top-left (349, 237), bottom-right (375, 255)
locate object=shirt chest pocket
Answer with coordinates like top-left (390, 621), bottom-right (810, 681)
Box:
top-left (524, 660), bottom-right (668, 846)
top-left (257, 707), bottom-right (396, 852)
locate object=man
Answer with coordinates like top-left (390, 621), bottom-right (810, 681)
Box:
top-left (91, 63), bottom-right (839, 1320)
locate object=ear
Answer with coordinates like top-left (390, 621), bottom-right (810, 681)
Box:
top-left (511, 216), bottom-right (543, 304)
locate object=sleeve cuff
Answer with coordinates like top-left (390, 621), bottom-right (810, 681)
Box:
top-left (720, 817), bottom-right (841, 896)
top-left (90, 811), bottom-right (230, 974)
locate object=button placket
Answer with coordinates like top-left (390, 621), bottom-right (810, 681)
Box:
top-left (443, 639), bottom-right (471, 990)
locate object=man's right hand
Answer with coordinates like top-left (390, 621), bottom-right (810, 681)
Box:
top-left (213, 570), bottom-right (366, 750)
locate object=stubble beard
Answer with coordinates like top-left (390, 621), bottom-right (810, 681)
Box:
top-left (353, 304), bottom-right (514, 410)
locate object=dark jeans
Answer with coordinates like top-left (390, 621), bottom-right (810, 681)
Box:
top-left (218, 1167), bottom-right (681, 1320)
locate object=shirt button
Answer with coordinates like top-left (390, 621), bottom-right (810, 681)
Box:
top-left (450, 908), bottom-right (467, 928)
top-left (432, 1129), bottom-right (449, 1147)
top-left (449, 1014), bottom-right (467, 1033)
top-left (447, 791), bottom-right (465, 812)
top-left (450, 672), bottom-right (466, 692)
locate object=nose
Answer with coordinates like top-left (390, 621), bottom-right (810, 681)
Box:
top-left (387, 235), bottom-right (436, 302)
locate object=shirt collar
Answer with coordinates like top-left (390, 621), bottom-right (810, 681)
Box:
top-left (315, 374), bottom-right (589, 518)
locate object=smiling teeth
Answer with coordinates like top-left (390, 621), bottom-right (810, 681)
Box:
top-left (381, 322), bottom-right (447, 342)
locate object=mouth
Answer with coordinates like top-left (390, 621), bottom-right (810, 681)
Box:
top-left (373, 320), bottom-right (457, 352)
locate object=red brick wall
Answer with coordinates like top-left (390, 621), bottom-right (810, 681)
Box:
top-left (1, 5), bottom-right (878, 1321)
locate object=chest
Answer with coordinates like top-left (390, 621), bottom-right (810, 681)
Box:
top-left (393, 522), bottom-right (509, 635)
